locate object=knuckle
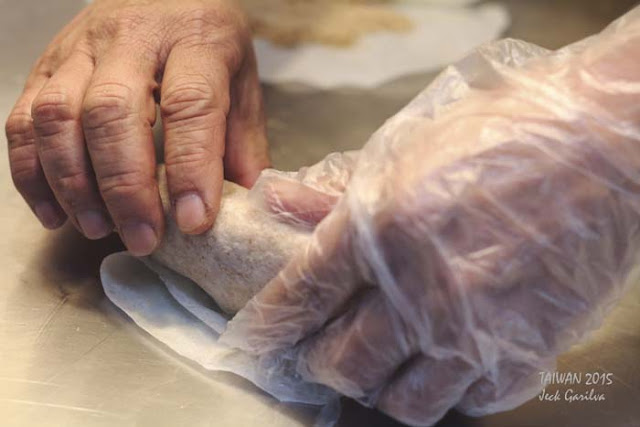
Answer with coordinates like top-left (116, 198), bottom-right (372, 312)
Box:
top-left (5, 111), bottom-right (33, 144)
top-left (31, 89), bottom-right (76, 137)
top-left (82, 82), bottom-right (135, 134)
top-left (165, 141), bottom-right (213, 169)
top-left (98, 168), bottom-right (151, 203)
top-left (161, 78), bottom-right (224, 123)
top-left (49, 169), bottom-right (91, 208)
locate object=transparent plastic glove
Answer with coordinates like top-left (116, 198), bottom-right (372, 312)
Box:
top-left (223, 7), bottom-right (640, 426)
top-left (250, 150), bottom-right (359, 228)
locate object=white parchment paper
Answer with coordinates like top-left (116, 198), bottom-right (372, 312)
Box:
top-left (100, 252), bottom-right (338, 408)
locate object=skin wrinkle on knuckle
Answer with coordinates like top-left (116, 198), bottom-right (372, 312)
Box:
top-left (161, 94), bottom-right (228, 164)
top-left (165, 142), bottom-right (216, 169)
top-left (84, 119), bottom-right (137, 146)
top-left (161, 78), bottom-right (223, 121)
top-left (83, 83), bottom-right (139, 139)
top-left (36, 133), bottom-right (81, 160)
top-left (5, 112), bottom-right (34, 145)
top-left (48, 170), bottom-right (92, 208)
top-left (32, 90), bottom-right (76, 138)
top-left (97, 168), bottom-right (152, 204)
top-left (169, 120), bottom-right (222, 137)
top-left (8, 140), bottom-right (38, 165)
top-left (83, 81), bottom-right (132, 113)
top-left (162, 99), bottom-right (215, 125)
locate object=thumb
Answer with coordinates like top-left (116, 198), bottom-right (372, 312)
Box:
top-left (260, 178), bottom-right (341, 227)
top-left (251, 151), bottom-right (360, 227)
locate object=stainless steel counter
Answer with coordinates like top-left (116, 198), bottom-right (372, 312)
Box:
top-left (1, 1), bottom-right (639, 426)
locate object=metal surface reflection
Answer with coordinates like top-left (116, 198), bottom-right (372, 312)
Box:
top-left (1, 1), bottom-right (638, 426)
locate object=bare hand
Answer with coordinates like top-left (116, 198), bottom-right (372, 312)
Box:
top-left (6, 0), bottom-right (269, 255)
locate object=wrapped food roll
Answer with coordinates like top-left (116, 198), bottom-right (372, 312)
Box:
top-left (149, 167), bottom-right (311, 314)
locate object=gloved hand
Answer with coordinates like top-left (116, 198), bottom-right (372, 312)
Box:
top-left (5, 0), bottom-right (269, 254)
top-left (222, 7), bottom-right (640, 426)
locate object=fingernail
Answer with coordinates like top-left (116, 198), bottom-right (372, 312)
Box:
top-left (120, 222), bottom-right (157, 256)
top-left (34, 202), bottom-right (65, 229)
top-left (175, 193), bottom-right (207, 233)
top-left (76, 210), bottom-right (112, 240)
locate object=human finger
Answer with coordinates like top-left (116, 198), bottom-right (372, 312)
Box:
top-left (32, 50), bottom-right (112, 239)
top-left (160, 44), bottom-right (233, 235)
top-left (261, 178), bottom-right (341, 227)
top-left (254, 151), bottom-right (359, 226)
top-left (456, 357), bottom-right (551, 417)
top-left (6, 73), bottom-right (66, 229)
top-left (377, 354), bottom-right (479, 427)
top-left (82, 46), bottom-right (161, 255)
top-left (296, 290), bottom-right (417, 400)
top-left (224, 43), bottom-right (270, 188)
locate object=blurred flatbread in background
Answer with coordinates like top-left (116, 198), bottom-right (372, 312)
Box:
top-left (240, 0), bottom-right (414, 47)
top-left (252, 2), bottom-right (510, 88)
